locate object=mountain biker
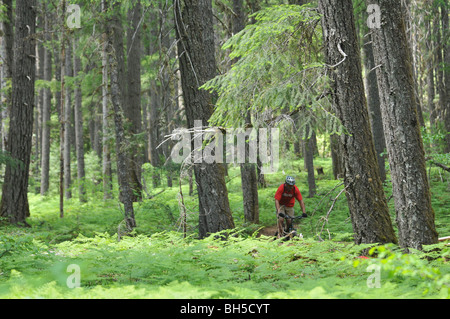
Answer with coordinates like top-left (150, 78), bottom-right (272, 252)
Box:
top-left (274, 176), bottom-right (307, 238)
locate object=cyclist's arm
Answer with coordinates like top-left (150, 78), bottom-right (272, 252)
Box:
top-left (294, 186), bottom-right (306, 216)
top-left (275, 199), bottom-right (281, 214)
top-left (274, 185), bottom-right (283, 215)
top-left (299, 199), bottom-right (307, 216)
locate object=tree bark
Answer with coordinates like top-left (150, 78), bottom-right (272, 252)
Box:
top-left (59, 0), bottom-right (66, 218)
top-left (126, 0), bottom-right (144, 200)
top-left (106, 0), bottom-right (136, 231)
top-left (175, 0), bottom-right (235, 238)
top-left (362, 32), bottom-right (387, 183)
top-left (73, 38), bottom-right (86, 202)
top-left (233, 0), bottom-right (260, 223)
top-left (0, 0), bottom-right (13, 121)
top-left (102, 0), bottom-right (113, 200)
top-left (148, 10), bottom-right (161, 187)
top-left (318, 0), bottom-right (397, 245)
top-left (402, 0), bottom-right (425, 128)
top-left (425, 12), bottom-right (436, 129)
top-left (0, 0), bottom-right (37, 225)
top-left (368, 0), bottom-right (438, 250)
top-left (330, 134), bottom-right (344, 180)
top-left (441, 3), bottom-right (450, 152)
top-left (434, 4), bottom-right (445, 124)
top-left (64, 35), bottom-right (73, 199)
top-left (40, 3), bottom-right (52, 196)
top-left (304, 125), bottom-right (316, 197)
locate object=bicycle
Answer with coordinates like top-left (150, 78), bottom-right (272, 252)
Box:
top-left (274, 212), bottom-right (306, 240)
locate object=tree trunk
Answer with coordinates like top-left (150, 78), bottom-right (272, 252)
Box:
top-left (318, 0), bottom-right (397, 245)
top-left (59, 1), bottom-right (66, 218)
top-left (368, 0), bottom-right (438, 250)
top-left (102, 0), bottom-right (113, 200)
top-left (148, 10), bottom-right (161, 187)
top-left (233, 0), bottom-right (260, 224)
top-left (425, 12), bottom-right (436, 129)
top-left (0, 0), bottom-right (13, 122)
top-left (330, 134), bottom-right (343, 180)
top-left (362, 33), bottom-right (387, 183)
top-left (73, 39), bottom-right (86, 202)
top-left (159, 2), bottom-right (176, 188)
top-left (35, 11), bottom-right (44, 189)
top-left (64, 36), bottom-right (73, 199)
top-left (126, 0), bottom-right (144, 200)
top-left (0, 0), bottom-right (37, 225)
top-left (175, 0), bottom-right (235, 238)
top-left (40, 4), bottom-right (52, 196)
top-left (402, 0), bottom-right (425, 128)
top-left (106, 0), bottom-right (136, 231)
top-left (434, 4), bottom-right (445, 124)
top-left (304, 125), bottom-right (316, 197)
top-left (441, 3), bottom-right (450, 152)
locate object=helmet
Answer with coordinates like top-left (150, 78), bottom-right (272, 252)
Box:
top-left (285, 176), bottom-right (295, 186)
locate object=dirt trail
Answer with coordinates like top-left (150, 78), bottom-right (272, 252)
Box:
top-left (257, 225), bottom-right (277, 237)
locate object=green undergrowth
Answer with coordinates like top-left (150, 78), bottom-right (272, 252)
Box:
top-left (0, 158), bottom-right (449, 298)
top-left (0, 230), bottom-right (449, 298)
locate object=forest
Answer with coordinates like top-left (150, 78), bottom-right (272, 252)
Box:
top-left (0, 0), bottom-right (449, 301)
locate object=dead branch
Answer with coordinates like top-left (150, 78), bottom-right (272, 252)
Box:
top-left (317, 184), bottom-right (348, 241)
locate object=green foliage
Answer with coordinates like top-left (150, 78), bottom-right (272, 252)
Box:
top-left (202, 4), bottom-right (342, 139)
top-left (352, 244), bottom-right (450, 298)
top-left (422, 126), bottom-right (450, 156)
top-left (1, 158), bottom-right (449, 298)
top-left (1, 230), bottom-right (449, 299)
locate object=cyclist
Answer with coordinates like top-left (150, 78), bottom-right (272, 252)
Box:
top-left (274, 176), bottom-right (307, 238)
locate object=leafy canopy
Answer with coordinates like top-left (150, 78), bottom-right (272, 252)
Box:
top-left (202, 4), bottom-right (341, 138)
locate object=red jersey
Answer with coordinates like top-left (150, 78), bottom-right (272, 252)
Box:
top-left (274, 184), bottom-right (303, 207)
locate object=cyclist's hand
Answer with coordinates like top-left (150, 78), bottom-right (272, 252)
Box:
top-left (302, 213), bottom-right (307, 218)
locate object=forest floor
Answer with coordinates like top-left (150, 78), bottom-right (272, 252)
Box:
top-left (258, 225), bottom-right (278, 237)
top-left (0, 157), bottom-right (449, 299)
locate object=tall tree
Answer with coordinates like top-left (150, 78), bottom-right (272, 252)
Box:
top-left (40, 2), bottom-right (52, 196)
top-left (0, 0), bottom-right (13, 116)
top-left (175, 0), bottom-right (235, 238)
top-left (0, 0), bottom-right (37, 225)
top-left (434, 2), bottom-right (445, 123)
top-left (148, 9), bottom-right (162, 188)
top-left (106, 0), bottom-right (137, 231)
top-left (318, 0), bottom-right (397, 245)
top-left (126, 0), bottom-right (144, 200)
top-left (425, 6), bottom-right (436, 129)
top-left (232, 0), bottom-right (260, 223)
top-left (64, 33), bottom-right (73, 199)
top-left (102, 0), bottom-right (113, 199)
top-left (59, 0), bottom-right (67, 217)
top-left (441, 2), bottom-right (450, 152)
top-left (368, 0), bottom-right (438, 250)
top-left (304, 124), bottom-right (316, 197)
top-left (362, 25), bottom-right (387, 183)
top-left (73, 38), bottom-right (86, 202)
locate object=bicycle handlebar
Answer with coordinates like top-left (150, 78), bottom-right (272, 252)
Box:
top-left (277, 212), bottom-right (306, 220)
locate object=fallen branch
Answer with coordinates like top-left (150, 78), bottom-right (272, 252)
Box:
top-left (439, 236), bottom-right (450, 242)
